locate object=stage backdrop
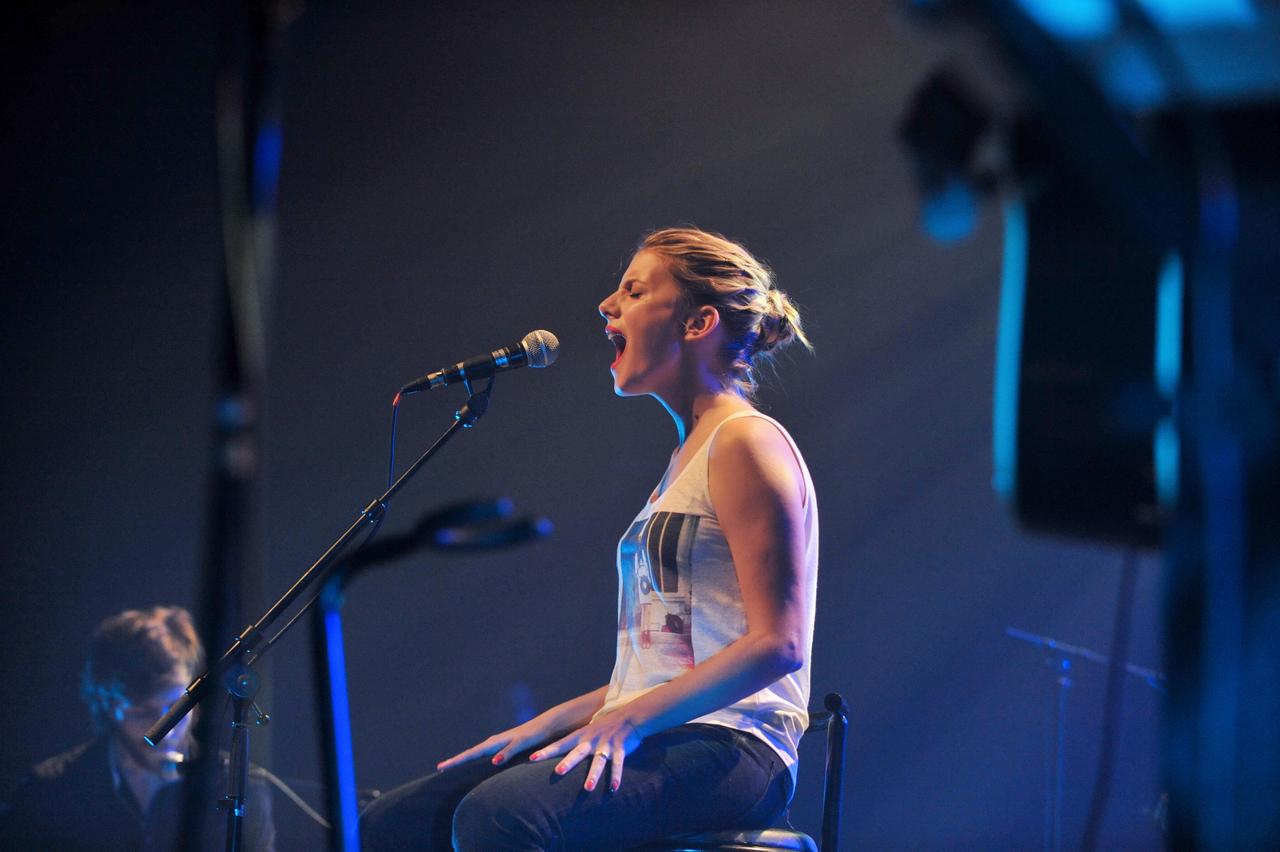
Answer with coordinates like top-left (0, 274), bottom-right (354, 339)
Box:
top-left (1, 3), bottom-right (1165, 848)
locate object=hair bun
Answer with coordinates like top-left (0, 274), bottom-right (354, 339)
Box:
top-left (755, 289), bottom-right (799, 354)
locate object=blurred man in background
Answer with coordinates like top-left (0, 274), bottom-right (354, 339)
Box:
top-left (0, 605), bottom-right (276, 850)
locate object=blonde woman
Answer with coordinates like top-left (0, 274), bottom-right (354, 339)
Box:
top-left (362, 228), bottom-right (819, 851)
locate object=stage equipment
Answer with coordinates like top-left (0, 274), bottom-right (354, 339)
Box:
top-left (1006, 615), bottom-right (1167, 852)
top-left (996, 116), bottom-right (1176, 548)
top-left (897, 62), bottom-right (1189, 548)
top-left (146, 376), bottom-right (551, 852)
top-left (399, 329), bottom-right (561, 394)
top-left (180, 0), bottom-right (297, 848)
top-left (157, 0), bottom-right (560, 845)
top-left (313, 492), bottom-right (551, 851)
top-left (900, 0), bottom-right (1280, 847)
top-left (898, 70), bottom-right (993, 243)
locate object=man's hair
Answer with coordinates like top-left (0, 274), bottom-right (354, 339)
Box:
top-left (80, 606), bottom-right (203, 731)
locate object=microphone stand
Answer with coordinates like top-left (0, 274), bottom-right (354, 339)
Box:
top-left (145, 383), bottom-right (495, 852)
top-left (1005, 625), bottom-right (1166, 852)
top-left (310, 489), bottom-right (551, 852)
top-left (223, 664), bottom-right (268, 851)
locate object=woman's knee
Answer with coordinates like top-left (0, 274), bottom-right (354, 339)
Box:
top-left (359, 784), bottom-right (408, 850)
top-left (452, 777), bottom-right (555, 851)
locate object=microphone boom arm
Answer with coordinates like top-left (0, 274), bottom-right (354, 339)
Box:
top-left (144, 384), bottom-right (494, 748)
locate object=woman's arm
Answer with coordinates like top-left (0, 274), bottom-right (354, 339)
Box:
top-left (530, 416), bottom-right (811, 791)
top-left (435, 684), bottom-right (610, 771)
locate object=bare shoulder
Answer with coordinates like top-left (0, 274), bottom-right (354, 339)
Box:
top-left (711, 414), bottom-right (794, 459)
top-left (709, 415), bottom-right (806, 506)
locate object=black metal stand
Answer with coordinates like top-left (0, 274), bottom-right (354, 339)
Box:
top-left (222, 664), bottom-right (267, 852)
top-left (309, 383), bottom-right (514, 849)
top-left (1045, 656), bottom-right (1071, 852)
top-left (1005, 626), bottom-right (1166, 852)
top-left (145, 386), bottom-right (496, 851)
top-left (819, 692), bottom-right (849, 852)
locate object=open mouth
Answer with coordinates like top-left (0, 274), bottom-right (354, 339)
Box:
top-left (605, 328), bottom-right (626, 369)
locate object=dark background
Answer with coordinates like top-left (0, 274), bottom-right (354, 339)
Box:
top-left (1, 3), bottom-right (1166, 848)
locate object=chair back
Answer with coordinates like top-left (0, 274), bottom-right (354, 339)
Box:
top-left (803, 692), bottom-right (849, 851)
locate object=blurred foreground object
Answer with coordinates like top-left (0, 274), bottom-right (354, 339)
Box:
top-left (899, 0), bottom-right (1280, 847)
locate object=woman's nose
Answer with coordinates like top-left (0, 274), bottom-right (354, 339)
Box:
top-left (598, 292), bottom-right (617, 318)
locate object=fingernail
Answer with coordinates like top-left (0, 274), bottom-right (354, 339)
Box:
top-left (585, 779), bottom-right (596, 791)
top-left (491, 754), bottom-right (505, 766)
top-left (556, 764), bottom-right (567, 775)
top-left (529, 752), bottom-right (540, 762)
top-left (610, 780), bottom-right (619, 792)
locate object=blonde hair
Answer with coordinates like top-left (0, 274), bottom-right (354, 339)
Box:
top-left (640, 227), bottom-right (812, 397)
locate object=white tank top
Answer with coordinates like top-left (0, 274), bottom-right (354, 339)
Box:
top-left (594, 411), bottom-right (819, 784)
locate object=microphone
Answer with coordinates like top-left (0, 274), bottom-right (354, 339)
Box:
top-left (400, 330), bottom-right (560, 394)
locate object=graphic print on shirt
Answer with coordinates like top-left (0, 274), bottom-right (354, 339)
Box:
top-left (618, 511), bottom-right (699, 673)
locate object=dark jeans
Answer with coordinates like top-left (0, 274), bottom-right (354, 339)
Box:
top-left (360, 723), bottom-right (791, 851)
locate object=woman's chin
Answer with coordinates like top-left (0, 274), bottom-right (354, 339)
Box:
top-left (611, 374), bottom-right (643, 397)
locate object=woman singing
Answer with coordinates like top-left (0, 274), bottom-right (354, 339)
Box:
top-left (362, 227), bottom-right (819, 850)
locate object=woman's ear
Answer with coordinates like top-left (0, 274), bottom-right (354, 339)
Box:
top-left (683, 305), bottom-right (720, 340)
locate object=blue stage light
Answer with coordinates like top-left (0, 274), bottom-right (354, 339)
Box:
top-left (1138, 0), bottom-right (1256, 29)
top-left (324, 606), bottom-right (361, 849)
top-left (253, 121), bottom-right (284, 209)
top-left (1153, 251), bottom-right (1183, 510)
top-left (1155, 251), bottom-right (1183, 400)
top-left (922, 177), bottom-right (979, 243)
top-left (1016, 0), bottom-right (1117, 39)
top-left (992, 198), bottom-right (1028, 500)
top-left (1154, 417), bottom-right (1180, 509)
top-left (1016, 0), bottom-right (1256, 40)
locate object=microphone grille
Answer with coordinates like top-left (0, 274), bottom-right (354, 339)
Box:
top-left (521, 330), bottom-right (560, 368)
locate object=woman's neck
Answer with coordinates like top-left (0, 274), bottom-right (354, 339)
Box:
top-left (657, 389), bottom-right (750, 447)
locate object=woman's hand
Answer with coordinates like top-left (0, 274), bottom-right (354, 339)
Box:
top-left (528, 714), bottom-right (643, 792)
top-left (435, 685), bottom-right (612, 773)
top-left (435, 715), bottom-right (557, 772)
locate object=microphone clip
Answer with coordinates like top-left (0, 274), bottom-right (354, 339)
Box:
top-left (455, 375), bottom-right (494, 427)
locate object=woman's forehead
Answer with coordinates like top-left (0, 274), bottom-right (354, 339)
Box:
top-left (623, 249), bottom-right (675, 284)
